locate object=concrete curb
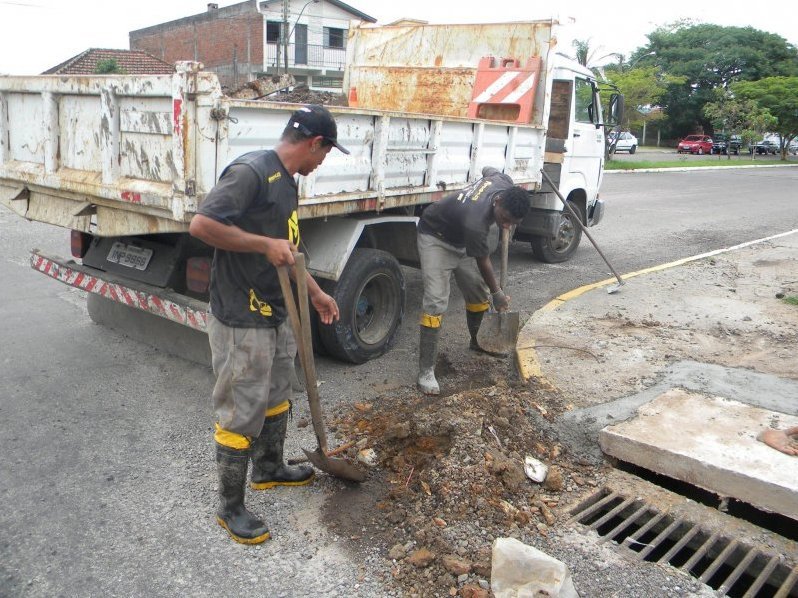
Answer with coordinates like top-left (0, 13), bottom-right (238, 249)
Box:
top-left (515, 228), bottom-right (798, 385)
top-left (604, 163), bottom-right (798, 175)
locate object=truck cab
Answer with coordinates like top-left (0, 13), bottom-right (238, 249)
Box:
top-left (514, 54), bottom-right (619, 263)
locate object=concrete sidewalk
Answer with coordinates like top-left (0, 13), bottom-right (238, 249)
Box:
top-left (515, 229), bottom-right (798, 517)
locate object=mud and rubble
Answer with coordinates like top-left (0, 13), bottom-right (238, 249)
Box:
top-left (315, 359), bottom-right (611, 596)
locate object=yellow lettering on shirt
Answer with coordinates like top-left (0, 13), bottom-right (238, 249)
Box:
top-left (249, 289), bottom-right (273, 317)
top-left (267, 171), bottom-right (282, 183)
top-left (287, 210), bottom-right (300, 248)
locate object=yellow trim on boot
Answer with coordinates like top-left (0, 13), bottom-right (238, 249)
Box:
top-left (420, 313), bottom-right (442, 328)
top-left (214, 424), bottom-right (251, 450)
top-left (264, 400), bottom-right (291, 418)
top-left (216, 516), bottom-right (271, 544)
top-left (466, 301), bottom-right (490, 313)
top-left (251, 471), bottom-right (316, 490)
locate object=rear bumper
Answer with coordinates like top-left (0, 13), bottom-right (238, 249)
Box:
top-left (30, 251), bottom-right (208, 331)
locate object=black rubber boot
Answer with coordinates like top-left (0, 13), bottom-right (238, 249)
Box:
top-left (467, 310), bottom-right (509, 357)
top-left (250, 410), bottom-right (315, 490)
top-left (417, 325), bottom-right (440, 395)
top-left (215, 444), bottom-right (271, 544)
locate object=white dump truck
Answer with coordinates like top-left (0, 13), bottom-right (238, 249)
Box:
top-left (0, 20), bottom-right (622, 363)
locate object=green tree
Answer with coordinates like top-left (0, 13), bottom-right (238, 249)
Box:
top-left (703, 89), bottom-right (777, 159)
top-left (732, 76), bottom-right (798, 159)
top-left (571, 39), bottom-right (620, 72)
top-left (94, 58), bottom-right (125, 75)
top-left (604, 66), bottom-right (684, 131)
top-left (641, 23), bottom-right (798, 138)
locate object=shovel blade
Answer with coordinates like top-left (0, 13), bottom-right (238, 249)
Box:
top-left (303, 448), bottom-right (367, 483)
top-left (476, 311), bottom-right (520, 355)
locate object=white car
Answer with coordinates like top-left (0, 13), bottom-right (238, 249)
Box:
top-left (611, 131), bottom-right (638, 154)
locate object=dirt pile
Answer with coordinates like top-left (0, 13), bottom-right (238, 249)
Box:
top-left (324, 377), bottom-right (610, 596)
top-left (266, 85), bottom-right (348, 106)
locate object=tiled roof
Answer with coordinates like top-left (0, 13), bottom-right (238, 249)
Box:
top-left (43, 48), bottom-right (175, 75)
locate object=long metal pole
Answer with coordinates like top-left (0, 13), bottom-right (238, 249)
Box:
top-left (282, 0), bottom-right (289, 75)
top-left (540, 168), bottom-right (624, 288)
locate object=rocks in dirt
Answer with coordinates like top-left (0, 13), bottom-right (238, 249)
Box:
top-left (441, 554), bottom-right (471, 576)
top-left (357, 448), bottom-right (378, 467)
top-left (523, 455), bottom-right (548, 482)
top-left (386, 421), bottom-right (411, 440)
top-left (461, 584), bottom-right (490, 598)
top-left (535, 499), bottom-right (556, 526)
top-left (407, 548), bottom-right (436, 568)
top-left (329, 380), bottom-right (578, 596)
top-left (491, 537), bottom-right (579, 598)
top-left (265, 84), bottom-right (348, 106)
top-left (543, 465), bottom-right (564, 491)
top-left (226, 74), bottom-right (295, 99)
top-left (388, 546), bottom-right (405, 562)
top-left (484, 449), bottom-right (527, 491)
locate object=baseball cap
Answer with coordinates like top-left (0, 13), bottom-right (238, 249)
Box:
top-left (287, 104), bottom-right (350, 155)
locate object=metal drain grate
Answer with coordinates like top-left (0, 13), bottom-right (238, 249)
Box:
top-left (569, 489), bottom-right (798, 598)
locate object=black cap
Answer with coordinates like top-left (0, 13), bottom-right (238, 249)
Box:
top-left (287, 104), bottom-right (350, 155)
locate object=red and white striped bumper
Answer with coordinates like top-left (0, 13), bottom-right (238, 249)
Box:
top-left (31, 251), bottom-right (208, 332)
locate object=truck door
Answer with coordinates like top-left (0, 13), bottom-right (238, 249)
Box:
top-left (565, 77), bottom-right (604, 201)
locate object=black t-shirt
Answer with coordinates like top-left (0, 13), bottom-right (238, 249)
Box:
top-left (198, 150), bottom-right (299, 328)
top-left (418, 167), bottom-right (513, 257)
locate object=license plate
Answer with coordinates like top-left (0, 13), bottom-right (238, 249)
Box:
top-left (107, 242), bottom-right (153, 271)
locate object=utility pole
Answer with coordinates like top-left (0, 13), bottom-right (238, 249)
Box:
top-left (282, 0), bottom-right (289, 75)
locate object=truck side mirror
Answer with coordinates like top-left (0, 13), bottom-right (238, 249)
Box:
top-left (607, 93), bottom-right (624, 127)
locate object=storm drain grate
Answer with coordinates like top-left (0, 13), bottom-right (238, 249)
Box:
top-left (569, 489), bottom-right (798, 598)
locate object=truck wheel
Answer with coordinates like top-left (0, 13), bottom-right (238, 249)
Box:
top-left (530, 200), bottom-right (584, 263)
top-left (318, 249), bottom-right (405, 364)
top-left (629, 145), bottom-right (637, 154)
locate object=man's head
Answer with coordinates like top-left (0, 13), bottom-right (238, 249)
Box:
top-left (280, 104), bottom-right (350, 176)
top-left (494, 186), bottom-right (530, 228)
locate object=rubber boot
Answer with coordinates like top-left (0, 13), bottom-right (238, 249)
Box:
top-left (417, 325), bottom-right (440, 395)
top-left (250, 409), bottom-right (315, 490)
top-left (467, 310), bottom-right (509, 357)
top-left (215, 444), bottom-right (271, 544)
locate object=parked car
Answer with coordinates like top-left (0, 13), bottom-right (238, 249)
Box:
top-left (677, 135), bottom-right (713, 155)
top-left (749, 139), bottom-right (779, 155)
top-left (711, 134), bottom-right (742, 155)
top-left (609, 131), bottom-right (638, 154)
top-left (790, 138), bottom-right (798, 155)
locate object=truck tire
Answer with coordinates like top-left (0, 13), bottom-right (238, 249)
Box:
top-left (318, 249), bottom-right (405, 364)
top-left (530, 200), bottom-right (584, 263)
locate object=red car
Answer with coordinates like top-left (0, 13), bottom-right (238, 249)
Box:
top-left (677, 135), bottom-right (713, 155)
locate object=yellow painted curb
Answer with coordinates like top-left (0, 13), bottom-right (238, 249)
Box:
top-left (515, 228), bottom-right (798, 385)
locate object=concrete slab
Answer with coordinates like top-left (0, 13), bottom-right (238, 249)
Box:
top-left (599, 388), bottom-right (798, 521)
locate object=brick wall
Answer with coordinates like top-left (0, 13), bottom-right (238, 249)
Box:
top-left (130, 3), bottom-right (264, 90)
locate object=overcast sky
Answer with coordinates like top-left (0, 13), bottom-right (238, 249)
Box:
top-left (0, 0), bottom-right (795, 74)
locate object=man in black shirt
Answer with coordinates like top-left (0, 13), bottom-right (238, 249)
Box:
top-left (189, 105), bottom-right (347, 544)
top-left (416, 167), bottom-right (530, 395)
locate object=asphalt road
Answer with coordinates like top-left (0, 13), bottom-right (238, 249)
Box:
top-left (1, 164), bottom-right (797, 596)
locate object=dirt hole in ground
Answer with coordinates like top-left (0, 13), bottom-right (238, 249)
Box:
top-left (319, 358), bottom-right (612, 596)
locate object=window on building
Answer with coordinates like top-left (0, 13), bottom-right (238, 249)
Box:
top-left (324, 27), bottom-right (345, 49)
top-left (266, 21), bottom-right (283, 43)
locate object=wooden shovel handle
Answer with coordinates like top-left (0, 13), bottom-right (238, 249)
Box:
top-left (500, 227), bottom-right (510, 291)
top-left (276, 255), bottom-right (328, 453)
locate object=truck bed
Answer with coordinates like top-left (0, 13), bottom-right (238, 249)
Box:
top-left (0, 63), bottom-right (546, 237)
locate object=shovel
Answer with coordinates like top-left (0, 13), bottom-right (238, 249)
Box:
top-left (476, 227), bottom-right (520, 356)
top-left (277, 254), bottom-right (367, 483)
